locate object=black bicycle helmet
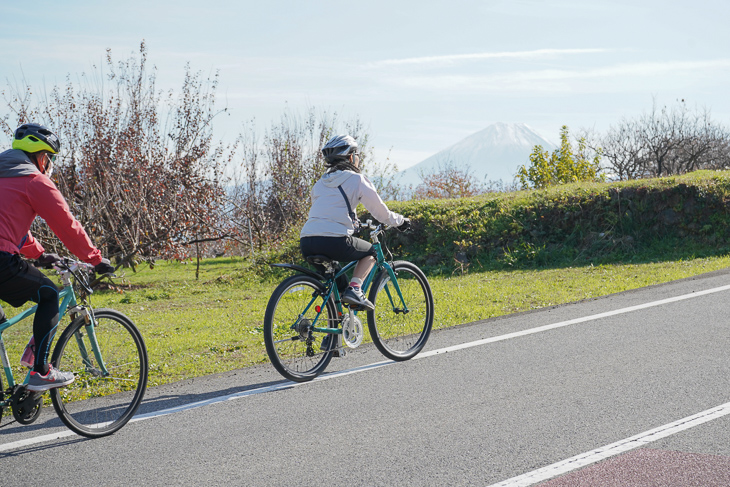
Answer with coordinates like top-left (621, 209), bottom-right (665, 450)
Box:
top-left (12, 123), bottom-right (60, 154)
top-left (321, 134), bottom-right (358, 165)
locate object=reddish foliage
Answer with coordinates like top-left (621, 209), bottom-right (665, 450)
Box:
top-left (2, 42), bottom-right (233, 263)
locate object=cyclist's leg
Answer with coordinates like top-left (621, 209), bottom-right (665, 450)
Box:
top-left (0, 253), bottom-right (60, 375)
top-left (31, 284), bottom-right (60, 373)
top-left (338, 236), bottom-right (377, 309)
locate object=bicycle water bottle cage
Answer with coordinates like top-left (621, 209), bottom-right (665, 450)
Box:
top-left (306, 255), bottom-right (337, 276)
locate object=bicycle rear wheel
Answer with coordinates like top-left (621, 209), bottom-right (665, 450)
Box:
top-left (367, 261), bottom-right (434, 361)
top-left (264, 275), bottom-right (338, 382)
top-left (50, 309), bottom-right (148, 438)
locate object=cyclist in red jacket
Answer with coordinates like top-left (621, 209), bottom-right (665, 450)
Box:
top-left (0, 123), bottom-right (114, 391)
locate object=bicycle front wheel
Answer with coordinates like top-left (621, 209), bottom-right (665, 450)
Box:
top-left (264, 275), bottom-right (338, 382)
top-left (367, 261), bottom-right (434, 361)
top-left (50, 309), bottom-right (148, 438)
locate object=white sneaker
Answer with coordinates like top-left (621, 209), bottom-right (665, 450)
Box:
top-left (26, 365), bottom-right (75, 391)
top-left (342, 286), bottom-right (374, 311)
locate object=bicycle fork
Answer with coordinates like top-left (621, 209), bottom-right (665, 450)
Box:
top-left (380, 265), bottom-right (410, 315)
top-left (70, 308), bottom-right (110, 377)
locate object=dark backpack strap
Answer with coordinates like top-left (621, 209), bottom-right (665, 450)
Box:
top-left (337, 185), bottom-right (359, 230)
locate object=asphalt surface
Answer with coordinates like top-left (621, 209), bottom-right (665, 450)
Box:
top-left (1, 267), bottom-right (729, 486)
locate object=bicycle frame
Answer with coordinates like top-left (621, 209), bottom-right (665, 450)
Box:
top-left (301, 223), bottom-right (410, 337)
top-left (0, 276), bottom-right (108, 393)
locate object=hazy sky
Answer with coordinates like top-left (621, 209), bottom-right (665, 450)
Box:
top-left (2, 0), bottom-right (728, 169)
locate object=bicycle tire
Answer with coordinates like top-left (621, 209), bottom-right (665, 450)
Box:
top-left (367, 261), bottom-right (434, 361)
top-left (264, 275), bottom-right (337, 382)
top-left (50, 308), bottom-right (148, 438)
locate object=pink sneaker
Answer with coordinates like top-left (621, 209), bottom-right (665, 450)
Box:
top-left (20, 336), bottom-right (35, 368)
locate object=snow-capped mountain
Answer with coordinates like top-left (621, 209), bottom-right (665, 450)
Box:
top-left (397, 122), bottom-right (557, 187)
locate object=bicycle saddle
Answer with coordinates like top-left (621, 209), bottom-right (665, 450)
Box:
top-left (306, 255), bottom-right (338, 275)
top-left (306, 255), bottom-right (336, 266)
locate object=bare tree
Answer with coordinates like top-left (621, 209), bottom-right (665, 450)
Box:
top-left (226, 108), bottom-right (373, 253)
top-left (674, 107), bottom-right (730, 173)
top-left (413, 159), bottom-right (487, 199)
top-left (593, 120), bottom-right (645, 180)
top-left (598, 100), bottom-right (730, 180)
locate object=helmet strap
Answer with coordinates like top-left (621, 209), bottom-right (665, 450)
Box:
top-left (31, 152), bottom-right (50, 175)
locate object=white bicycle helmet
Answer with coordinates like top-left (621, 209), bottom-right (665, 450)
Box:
top-left (321, 134), bottom-right (358, 165)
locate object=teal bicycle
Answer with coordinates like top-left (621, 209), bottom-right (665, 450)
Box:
top-left (0, 258), bottom-right (148, 438)
top-left (264, 220), bottom-right (434, 382)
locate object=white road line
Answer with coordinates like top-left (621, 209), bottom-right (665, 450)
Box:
top-left (0, 361), bottom-right (394, 453)
top-left (2, 283), bottom-right (730, 454)
top-left (487, 401), bottom-right (730, 487)
top-left (130, 360), bottom-right (393, 423)
top-left (0, 430), bottom-right (76, 452)
top-left (416, 284), bottom-right (730, 358)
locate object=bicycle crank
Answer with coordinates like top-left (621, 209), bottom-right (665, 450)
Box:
top-left (342, 310), bottom-right (363, 349)
top-left (10, 386), bottom-right (43, 425)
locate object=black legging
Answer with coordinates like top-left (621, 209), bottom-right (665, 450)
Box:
top-left (0, 253), bottom-right (60, 374)
top-left (32, 284), bottom-right (60, 373)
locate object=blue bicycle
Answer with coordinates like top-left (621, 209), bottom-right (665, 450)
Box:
top-left (264, 220), bottom-right (434, 382)
top-left (0, 258), bottom-right (148, 438)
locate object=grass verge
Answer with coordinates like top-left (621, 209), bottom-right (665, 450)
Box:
top-left (1, 254), bottom-right (729, 390)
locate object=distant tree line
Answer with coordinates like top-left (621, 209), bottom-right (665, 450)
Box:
top-left (516, 100), bottom-right (730, 188)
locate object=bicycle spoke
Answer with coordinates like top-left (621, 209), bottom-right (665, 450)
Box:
top-left (368, 261), bottom-right (433, 361)
top-left (50, 309), bottom-right (148, 438)
top-left (264, 276), bottom-right (336, 382)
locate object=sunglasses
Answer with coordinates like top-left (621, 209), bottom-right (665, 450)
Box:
top-left (40, 152), bottom-right (56, 176)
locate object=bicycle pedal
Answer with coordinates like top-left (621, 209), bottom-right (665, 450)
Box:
top-left (332, 349), bottom-right (347, 358)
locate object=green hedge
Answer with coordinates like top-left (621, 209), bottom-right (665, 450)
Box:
top-left (367, 170), bottom-right (730, 271)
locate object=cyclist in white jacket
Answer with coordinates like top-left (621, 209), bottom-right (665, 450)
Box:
top-left (300, 135), bottom-right (410, 310)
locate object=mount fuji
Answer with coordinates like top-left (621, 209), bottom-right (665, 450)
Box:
top-left (397, 122), bottom-right (557, 187)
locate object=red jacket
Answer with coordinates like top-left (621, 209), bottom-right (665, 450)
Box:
top-left (0, 149), bottom-right (103, 265)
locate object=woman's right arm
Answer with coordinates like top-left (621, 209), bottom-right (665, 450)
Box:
top-left (357, 176), bottom-right (404, 227)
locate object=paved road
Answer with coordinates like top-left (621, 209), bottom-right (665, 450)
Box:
top-left (2, 268), bottom-right (729, 486)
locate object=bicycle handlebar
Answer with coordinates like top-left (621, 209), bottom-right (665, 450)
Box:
top-left (53, 259), bottom-right (93, 274)
top-left (49, 257), bottom-right (118, 295)
top-left (359, 219), bottom-right (389, 241)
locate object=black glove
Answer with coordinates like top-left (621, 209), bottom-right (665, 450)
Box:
top-left (36, 253), bottom-right (61, 268)
top-left (94, 258), bottom-right (115, 275)
top-left (397, 218), bottom-right (411, 232)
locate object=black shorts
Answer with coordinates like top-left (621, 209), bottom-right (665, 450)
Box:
top-left (300, 235), bottom-right (376, 263)
top-left (0, 252), bottom-right (57, 308)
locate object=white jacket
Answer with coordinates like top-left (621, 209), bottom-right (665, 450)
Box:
top-left (300, 170), bottom-right (404, 237)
